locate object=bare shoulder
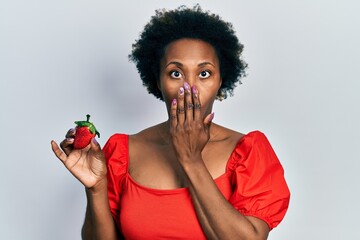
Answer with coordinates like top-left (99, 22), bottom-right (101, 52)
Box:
top-left (210, 123), bottom-right (245, 145)
top-left (127, 123), bottom-right (165, 165)
top-left (202, 124), bottom-right (245, 179)
top-left (129, 123), bottom-right (163, 144)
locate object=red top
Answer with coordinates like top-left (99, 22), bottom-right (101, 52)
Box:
top-left (103, 131), bottom-right (290, 239)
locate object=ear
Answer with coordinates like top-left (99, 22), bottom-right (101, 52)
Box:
top-left (217, 78), bottom-right (223, 91)
top-left (216, 78), bottom-right (224, 101)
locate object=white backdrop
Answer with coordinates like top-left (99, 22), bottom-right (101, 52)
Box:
top-left (1, 0), bottom-right (359, 239)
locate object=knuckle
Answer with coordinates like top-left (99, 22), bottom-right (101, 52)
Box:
top-left (196, 123), bottom-right (203, 130)
top-left (184, 123), bottom-right (192, 132)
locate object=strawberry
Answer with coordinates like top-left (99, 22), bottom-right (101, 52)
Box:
top-left (73, 114), bottom-right (100, 149)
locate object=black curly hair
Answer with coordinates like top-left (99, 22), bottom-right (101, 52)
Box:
top-left (129, 5), bottom-right (247, 101)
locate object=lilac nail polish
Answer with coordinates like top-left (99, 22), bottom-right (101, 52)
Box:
top-left (172, 98), bottom-right (177, 105)
top-left (192, 85), bottom-right (197, 94)
top-left (209, 112), bottom-right (215, 121)
top-left (184, 82), bottom-right (190, 91)
top-left (179, 87), bottom-right (184, 95)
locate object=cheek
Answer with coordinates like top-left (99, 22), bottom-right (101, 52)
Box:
top-left (197, 82), bottom-right (220, 111)
top-left (198, 90), bottom-right (217, 113)
top-left (198, 81), bottom-right (220, 101)
top-left (159, 78), bottom-right (182, 102)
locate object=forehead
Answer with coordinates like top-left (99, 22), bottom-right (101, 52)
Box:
top-left (162, 38), bottom-right (219, 65)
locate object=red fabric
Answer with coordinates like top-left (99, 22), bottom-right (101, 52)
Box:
top-left (103, 131), bottom-right (290, 239)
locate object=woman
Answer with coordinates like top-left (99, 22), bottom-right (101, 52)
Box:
top-left (51, 5), bottom-right (290, 240)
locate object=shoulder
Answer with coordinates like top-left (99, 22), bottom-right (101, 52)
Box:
top-left (102, 124), bottom-right (162, 163)
top-left (103, 133), bottom-right (129, 154)
top-left (227, 130), bottom-right (280, 171)
top-left (228, 130), bottom-right (290, 230)
top-left (210, 123), bottom-right (245, 145)
top-left (239, 130), bottom-right (272, 148)
top-left (210, 125), bottom-right (273, 160)
top-left (129, 123), bottom-right (163, 143)
top-left (106, 133), bottom-right (129, 143)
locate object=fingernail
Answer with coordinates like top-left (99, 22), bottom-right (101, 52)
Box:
top-left (192, 85), bottom-right (198, 97)
top-left (179, 87), bottom-right (184, 95)
top-left (92, 138), bottom-right (98, 144)
top-left (209, 112), bottom-right (215, 121)
top-left (69, 128), bottom-right (75, 133)
top-left (184, 82), bottom-right (190, 92)
top-left (66, 138), bottom-right (74, 142)
top-left (172, 98), bottom-right (177, 105)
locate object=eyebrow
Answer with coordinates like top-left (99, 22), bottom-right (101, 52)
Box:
top-left (165, 61), bottom-right (183, 68)
top-left (165, 61), bottom-right (215, 68)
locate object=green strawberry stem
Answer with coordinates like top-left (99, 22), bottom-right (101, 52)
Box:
top-left (86, 114), bottom-right (90, 122)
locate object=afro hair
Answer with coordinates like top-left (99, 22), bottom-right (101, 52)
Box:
top-left (129, 5), bottom-right (247, 101)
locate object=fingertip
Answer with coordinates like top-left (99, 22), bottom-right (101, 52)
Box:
top-left (209, 112), bottom-right (215, 121)
top-left (51, 140), bottom-right (58, 148)
top-left (66, 129), bottom-right (76, 138)
top-left (91, 137), bottom-right (101, 149)
top-left (204, 112), bottom-right (215, 124)
top-left (179, 87), bottom-right (184, 97)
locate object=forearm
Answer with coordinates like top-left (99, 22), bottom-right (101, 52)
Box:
top-left (81, 179), bottom-right (118, 240)
top-left (188, 184), bottom-right (218, 239)
top-left (183, 159), bottom-right (267, 240)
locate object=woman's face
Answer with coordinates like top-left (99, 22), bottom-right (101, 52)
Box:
top-left (159, 38), bottom-right (222, 118)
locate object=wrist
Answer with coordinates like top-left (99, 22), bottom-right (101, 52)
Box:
top-left (86, 178), bottom-right (108, 195)
top-left (180, 154), bottom-right (205, 173)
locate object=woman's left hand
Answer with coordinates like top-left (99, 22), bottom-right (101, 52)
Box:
top-left (169, 82), bottom-right (214, 165)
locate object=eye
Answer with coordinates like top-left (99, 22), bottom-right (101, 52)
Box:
top-left (199, 70), bottom-right (211, 79)
top-left (170, 71), bottom-right (182, 79)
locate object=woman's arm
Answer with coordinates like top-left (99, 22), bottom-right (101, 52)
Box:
top-left (169, 85), bottom-right (269, 239)
top-left (187, 183), bottom-right (218, 239)
top-left (51, 130), bottom-right (119, 240)
top-left (185, 159), bottom-right (269, 240)
top-left (81, 179), bottom-right (118, 240)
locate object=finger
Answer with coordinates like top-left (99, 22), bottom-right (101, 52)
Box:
top-left (90, 138), bottom-right (105, 163)
top-left (203, 112), bottom-right (215, 131)
top-left (90, 137), bottom-right (102, 152)
top-left (60, 138), bottom-right (74, 156)
top-left (51, 140), bottom-right (67, 163)
top-left (192, 85), bottom-right (201, 121)
top-left (170, 98), bottom-right (178, 128)
top-left (65, 128), bottom-right (76, 138)
top-left (177, 87), bottom-right (185, 124)
top-left (184, 82), bottom-right (193, 122)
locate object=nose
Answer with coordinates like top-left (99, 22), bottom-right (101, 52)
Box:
top-left (185, 74), bottom-right (197, 87)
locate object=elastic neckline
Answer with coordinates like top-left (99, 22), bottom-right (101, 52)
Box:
top-left (124, 130), bottom-right (259, 194)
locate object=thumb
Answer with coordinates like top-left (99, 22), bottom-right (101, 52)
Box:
top-left (90, 137), bottom-right (102, 152)
top-left (203, 112), bottom-right (215, 129)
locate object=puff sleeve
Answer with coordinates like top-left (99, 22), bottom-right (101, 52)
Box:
top-left (102, 134), bottom-right (129, 224)
top-left (228, 131), bottom-right (290, 230)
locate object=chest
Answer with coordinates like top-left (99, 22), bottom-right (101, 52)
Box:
top-left (128, 140), bottom-right (236, 190)
top-left (119, 172), bottom-right (233, 239)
